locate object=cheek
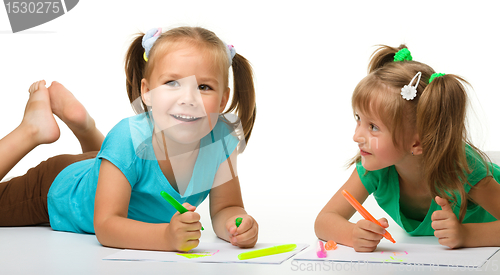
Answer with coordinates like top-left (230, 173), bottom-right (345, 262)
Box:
top-left (151, 91), bottom-right (176, 109)
top-left (371, 137), bottom-right (392, 156)
top-left (201, 96), bottom-right (221, 114)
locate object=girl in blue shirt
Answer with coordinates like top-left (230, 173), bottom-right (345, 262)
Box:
top-left (0, 26), bottom-right (258, 252)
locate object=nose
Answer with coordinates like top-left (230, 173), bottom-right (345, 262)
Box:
top-left (177, 84), bottom-right (197, 107)
top-left (353, 125), bottom-right (366, 146)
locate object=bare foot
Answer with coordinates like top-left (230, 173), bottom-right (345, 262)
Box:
top-left (47, 81), bottom-right (104, 152)
top-left (47, 81), bottom-right (95, 135)
top-left (21, 80), bottom-right (60, 144)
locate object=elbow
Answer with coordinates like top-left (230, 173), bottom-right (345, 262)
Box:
top-left (314, 211), bottom-right (325, 239)
top-left (93, 220), bottom-right (105, 246)
top-left (93, 216), bottom-right (110, 247)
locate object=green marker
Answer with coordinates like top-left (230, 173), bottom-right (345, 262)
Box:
top-left (237, 244), bottom-right (297, 260)
top-left (235, 217), bottom-right (243, 227)
top-left (160, 191), bottom-right (204, 231)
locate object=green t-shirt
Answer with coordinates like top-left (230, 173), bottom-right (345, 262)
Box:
top-left (356, 145), bottom-right (499, 236)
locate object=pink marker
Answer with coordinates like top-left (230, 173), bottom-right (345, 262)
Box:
top-left (316, 240), bottom-right (327, 258)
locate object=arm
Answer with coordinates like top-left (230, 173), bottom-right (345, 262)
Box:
top-left (315, 168), bottom-right (389, 252)
top-left (432, 176), bottom-right (500, 248)
top-left (209, 150), bottom-right (258, 248)
top-left (94, 159), bottom-right (202, 252)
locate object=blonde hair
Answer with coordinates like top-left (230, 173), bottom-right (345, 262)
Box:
top-left (125, 26), bottom-right (256, 143)
top-left (351, 44), bottom-right (489, 222)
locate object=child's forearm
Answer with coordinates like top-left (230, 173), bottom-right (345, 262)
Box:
top-left (95, 216), bottom-right (170, 251)
top-left (315, 211), bottom-right (355, 247)
top-left (211, 206), bottom-right (247, 242)
top-left (463, 221), bottom-right (500, 247)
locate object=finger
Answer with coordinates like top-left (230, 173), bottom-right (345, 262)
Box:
top-left (435, 196), bottom-right (452, 212)
top-left (226, 217), bottom-right (240, 235)
top-left (354, 226), bottom-right (384, 242)
top-left (360, 231), bottom-right (384, 242)
top-left (182, 203), bottom-right (196, 212)
top-left (377, 218), bottom-right (389, 228)
top-left (353, 239), bottom-right (380, 252)
top-left (233, 226), bottom-right (258, 247)
top-left (185, 229), bottom-right (202, 240)
top-left (177, 211), bottom-right (200, 224)
top-left (227, 224), bottom-right (237, 235)
top-left (184, 221), bottom-right (203, 232)
top-left (437, 237), bottom-right (455, 249)
top-left (432, 220), bottom-right (445, 231)
top-left (433, 228), bottom-right (450, 239)
top-left (431, 210), bottom-right (454, 221)
top-left (178, 239), bottom-right (200, 252)
top-left (354, 246), bottom-right (378, 252)
top-left (235, 217), bottom-right (254, 235)
top-left (234, 222), bottom-right (258, 242)
top-left (439, 238), bottom-right (461, 249)
top-left (357, 220), bottom-right (386, 235)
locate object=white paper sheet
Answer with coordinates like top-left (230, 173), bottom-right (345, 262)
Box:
top-left (104, 242), bottom-right (309, 264)
top-left (294, 242), bottom-right (499, 268)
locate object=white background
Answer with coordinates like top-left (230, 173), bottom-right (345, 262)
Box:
top-left (1, 0), bottom-right (499, 244)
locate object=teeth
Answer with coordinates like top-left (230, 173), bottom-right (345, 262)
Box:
top-left (173, 114), bottom-right (198, 120)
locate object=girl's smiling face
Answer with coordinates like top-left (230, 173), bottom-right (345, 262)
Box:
top-left (352, 111), bottom-right (407, 171)
top-left (141, 43), bottom-right (229, 146)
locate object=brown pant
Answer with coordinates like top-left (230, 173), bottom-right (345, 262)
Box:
top-left (0, 151), bottom-right (98, 226)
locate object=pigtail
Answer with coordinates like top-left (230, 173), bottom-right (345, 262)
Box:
top-left (225, 53), bottom-right (256, 144)
top-left (368, 44), bottom-right (408, 73)
top-left (417, 74), bottom-right (471, 222)
top-left (125, 34), bottom-right (148, 114)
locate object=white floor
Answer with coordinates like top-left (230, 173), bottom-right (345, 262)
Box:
top-left (2, 213), bottom-right (499, 275)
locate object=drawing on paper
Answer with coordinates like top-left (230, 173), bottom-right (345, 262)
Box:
top-left (371, 250), bottom-right (408, 262)
top-left (176, 250), bottom-right (220, 259)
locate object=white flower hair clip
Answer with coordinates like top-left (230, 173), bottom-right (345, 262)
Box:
top-left (401, 71), bottom-right (422, 100)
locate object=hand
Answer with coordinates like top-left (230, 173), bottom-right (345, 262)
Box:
top-left (226, 214), bottom-right (258, 248)
top-left (432, 196), bottom-right (466, 249)
top-left (351, 218), bottom-right (389, 252)
top-left (165, 203), bottom-right (202, 252)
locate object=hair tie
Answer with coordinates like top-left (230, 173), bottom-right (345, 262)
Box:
top-left (429, 73), bottom-right (445, 83)
top-left (224, 43), bottom-right (236, 66)
top-left (394, 48), bottom-right (412, 62)
top-left (401, 71), bottom-right (422, 100)
top-left (142, 27), bottom-right (162, 62)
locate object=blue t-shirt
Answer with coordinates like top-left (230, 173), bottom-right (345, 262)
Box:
top-left (47, 113), bottom-right (239, 233)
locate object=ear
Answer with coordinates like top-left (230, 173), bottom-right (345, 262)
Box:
top-left (141, 78), bottom-right (152, 106)
top-left (411, 133), bottom-right (423, 156)
top-left (219, 87), bottom-right (230, 113)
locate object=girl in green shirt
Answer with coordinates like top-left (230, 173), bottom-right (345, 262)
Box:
top-left (315, 45), bottom-right (500, 252)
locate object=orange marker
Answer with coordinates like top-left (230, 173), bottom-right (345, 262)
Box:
top-left (342, 189), bottom-right (396, 243)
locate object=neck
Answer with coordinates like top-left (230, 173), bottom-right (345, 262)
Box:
top-left (394, 153), bottom-right (425, 188)
top-left (152, 129), bottom-right (199, 161)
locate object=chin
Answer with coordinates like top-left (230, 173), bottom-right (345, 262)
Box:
top-left (360, 158), bottom-right (385, 171)
top-left (169, 129), bottom-right (213, 145)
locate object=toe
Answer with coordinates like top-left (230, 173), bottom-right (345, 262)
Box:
top-left (38, 80), bottom-right (47, 90)
top-left (29, 81), bottom-right (40, 94)
top-left (28, 80), bottom-right (46, 95)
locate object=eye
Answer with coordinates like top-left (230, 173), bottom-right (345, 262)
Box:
top-left (165, 80), bottom-right (180, 87)
top-left (198, 84), bottom-right (212, 92)
top-left (369, 123), bottom-right (380, 131)
top-left (354, 114), bottom-right (360, 121)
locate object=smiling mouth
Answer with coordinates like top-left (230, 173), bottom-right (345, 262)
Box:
top-left (360, 149), bottom-right (372, 155)
top-left (171, 114), bottom-right (202, 122)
